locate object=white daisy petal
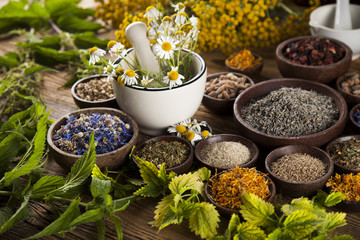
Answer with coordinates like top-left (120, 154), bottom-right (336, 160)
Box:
top-left (89, 47), bottom-right (106, 65)
top-left (163, 66), bottom-right (184, 89)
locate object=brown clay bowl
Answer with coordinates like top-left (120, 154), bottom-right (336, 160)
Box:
top-left (202, 72), bottom-right (254, 114)
top-left (131, 135), bottom-right (193, 175)
top-left (194, 134), bottom-right (259, 173)
top-left (71, 74), bottom-right (119, 109)
top-left (205, 169), bottom-right (276, 217)
top-left (47, 107), bottom-right (139, 170)
top-left (336, 71), bottom-right (360, 108)
top-left (349, 103), bottom-right (360, 133)
top-left (325, 135), bottom-right (360, 174)
top-left (225, 52), bottom-right (264, 77)
top-left (275, 36), bottom-right (352, 84)
top-left (265, 145), bottom-right (334, 197)
top-left (233, 78), bottom-right (348, 149)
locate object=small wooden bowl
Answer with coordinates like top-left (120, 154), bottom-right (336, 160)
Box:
top-left (225, 52), bottom-right (264, 77)
top-left (205, 169), bottom-right (276, 217)
top-left (275, 36), bottom-right (352, 84)
top-left (194, 134), bottom-right (259, 173)
top-left (131, 135), bottom-right (194, 175)
top-left (71, 74), bottom-right (119, 109)
top-left (47, 107), bottom-right (139, 170)
top-left (325, 135), bottom-right (360, 174)
top-left (202, 72), bottom-right (254, 114)
top-left (265, 145), bottom-right (334, 197)
top-left (349, 103), bottom-right (360, 133)
top-left (336, 72), bottom-right (360, 108)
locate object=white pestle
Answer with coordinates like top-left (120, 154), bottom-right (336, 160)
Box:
top-left (125, 22), bottom-right (159, 73)
top-left (334, 0), bottom-right (352, 30)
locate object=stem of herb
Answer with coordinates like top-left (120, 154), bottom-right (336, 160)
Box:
top-left (278, 2), bottom-right (298, 16)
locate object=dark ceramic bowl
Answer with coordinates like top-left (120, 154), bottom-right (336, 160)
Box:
top-left (233, 78), bottom-right (348, 149)
top-left (325, 135), bottom-right (360, 174)
top-left (336, 199), bottom-right (360, 212)
top-left (47, 107), bottom-right (139, 170)
top-left (336, 72), bottom-right (360, 108)
top-left (349, 103), bottom-right (360, 133)
top-left (265, 145), bottom-right (334, 197)
top-left (194, 134), bottom-right (259, 173)
top-left (71, 74), bottom-right (119, 109)
top-left (131, 135), bottom-right (193, 175)
top-left (202, 72), bottom-right (254, 114)
top-left (275, 36), bottom-right (352, 84)
top-left (205, 169), bottom-right (276, 217)
top-left (225, 52), bottom-right (264, 77)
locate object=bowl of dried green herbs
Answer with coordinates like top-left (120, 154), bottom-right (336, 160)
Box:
top-left (131, 135), bottom-right (193, 175)
top-left (325, 135), bottom-right (360, 174)
top-left (47, 107), bottom-right (139, 170)
top-left (265, 144), bottom-right (334, 197)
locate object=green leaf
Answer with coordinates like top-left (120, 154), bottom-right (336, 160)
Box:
top-left (56, 15), bottom-right (102, 33)
top-left (0, 190), bottom-right (32, 234)
top-left (324, 192), bottom-right (346, 207)
top-left (266, 228), bottom-right (289, 240)
top-left (32, 46), bottom-right (79, 67)
top-left (45, 0), bottom-right (93, 22)
top-left (112, 196), bottom-right (134, 212)
top-left (331, 235), bottom-right (354, 240)
top-left (91, 164), bottom-right (112, 181)
top-left (18, 35), bottom-right (61, 49)
top-left (239, 192), bottom-right (276, 230)
top-left (28, 198), bottom-right (81, 239)
top-left (24, 65), bottom-right (52, 75)
top-left (232, 222), bottom-right (266, 240)
top-left (110, 216), bottom-right (123, 240)
top-left (0, 52), bottom-right (19, 68)
top-left (224, 214), bottom-right (241, 239)
top-left (0, 207), bottom-right (14, 226)
top-left (283, 210), bottom-right (320, 239)
top-left (0, 126), bottom-right (22, 178)
top-left (282, 197), bottom-right (314, 216)
top-left (323, 212), bottom-right (347, 232)
top-left (168, 172), bottom-right (203, 195)
top-left (90, 178), bottom-right (112, 198)
top-left (196, 167), bottom-right (211, 182)
top-left (74, 32), bottom-right (109, 49)
top-left (188, 202), bottom-right (219, 239)
top-left (68, 208), bottom-right (105, 229)
top-left (153, 194), bottom-right (175, 228)
top-left (96, 220), bottom-right (106, 240)
top-left (32, 175), bottom-right (65, 197)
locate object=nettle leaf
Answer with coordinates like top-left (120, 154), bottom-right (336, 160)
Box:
top-left (282, 197), bottom-right (314, 216)
top-left (32, 46), bottom-right (79, 67)
top-left (68, 208), bottom-right (105, 230)
top-left (24, 65), bottom-right (52, 76)
top-left (239, 192), bottom-right (276, 230)
top-left (153, 194), bottom-right (175, 228)
top-left (90, 178), bottom-right (112, 198)
top-left (112, 195), bottom-right (135, 212)
top-left (224, 214), bottom-right (241, 239)
top-left (283, 210), bottom-right (320, 239)
top-left (233, 222), bottom-right (266, 240)
top-left (74, 32), bottom-right (109, 49)
top-left (323, 212), bottom-right (347, 232)
top-left (0, 126), bottom-right (22, 178)
top-left (196, 167), bottom-right (211, 182)
top-left (18, 35), bottom-right (61, 50)
top-left (45, 0), bottom-right (93, 22)
top-left (0, 207), bottom-right (14, 226)
top-left (324, 192), bottom-right (346, 207)
top-left (188, 202), bottom-right (219, 239)
top-left (266, 228), bottom-right (289, 240)
top-left (32, 175), bottom-right (65, 197)
top-left (110, 216), bottom-right (123, 240)
top-left (96, 220), bottom-right (106, 240)
top-left (168, 172), bottom-right (203, 195)
top-left (331, 235), bottom-right (355, 240)
top-left (0, 52), bottom-right (19, 68)
top-left (28, 198), bottom-right (81, 239)
top-left (56, 16), bottom-right (102, 33)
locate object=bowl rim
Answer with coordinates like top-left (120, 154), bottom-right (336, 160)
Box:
top-left (349, 103), bottom-right (360, 127)
top-left (233, 78), bottom-right (348, 141)
top-left (265, 144), bottom-right (334, 185)
top-left (194, 133), bottom-right (259, 171)
top-left (71, 74), bottom-right (116, 104)
top-left (225, 51), bottom-right (264, 71)
top-left (203, 72), bottom-right (255, 102)
top-left (131, 135), bottom-right (194, 171)
top-left (336, 71), bottom-right (360, 98)
top-left (47, 107), bottom-right (139, 158)
top-left (325, 134), bottom-right (360, 173)
top-left (275, 35), bottom-right (353, 69)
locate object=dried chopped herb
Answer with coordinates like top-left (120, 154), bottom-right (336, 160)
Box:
top-left (208, 167), bottom-right (271, 210)
top-left (329, 138), bottom-right (360, 170)
top-left (226, 49), bottom-right (262, 69)
top-left (136, 140), bottom-right (190, 168)
top-left (326, 173), bottom-right (360, 202)
top-left (76, 77), bottom-right (114, 101)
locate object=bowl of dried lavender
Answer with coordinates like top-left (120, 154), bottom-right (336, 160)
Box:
top-left (265, 144), bottom-right (334, 197)
top-left (47, 107), bottom-right (139, 170)
top-left (205, 167), bottom-right (276, 217)
top-left (325, 135), bottom-right (360, 174)
top-left (202, 72), bottom-right (254, 114)
top-left (194, 134), bottom-right (259, 173)
top-left (233, 78), bottom-right (347, 149)
top-left (71, 74), bottom-right (119, 109)
top-left (336, 71), bottom-right (360, 108)
top-left (131, 135), bottom-right (193, 175)
top-left (275, 36), bottom-right (352, 84)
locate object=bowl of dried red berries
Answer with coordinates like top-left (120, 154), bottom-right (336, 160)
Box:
top-left (202, 72), bottom-right (254, 114)
top-left (71, 74), bottom-right (119, 109)
top-left (275, 36), bottom-right (352, 84)
top-left (336, 72), bottom-right (360, 107)
top-left (47, 107), bottom-right (139, 170)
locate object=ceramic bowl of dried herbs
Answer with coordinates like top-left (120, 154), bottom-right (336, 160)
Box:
top-left (202, 72), bottom-right (254, 114)
top-left (47, 107), bottom-right (139, 170)
top-left (233, 78), bottom-right (348, 149)
top-left (275, 36), bottom-right (352, 84)
top-left (71, 74), bottom-right (119, 109)
top-left (265, 145), bottom-right (334, 197)
top-left (205, 167), bottom-right (276, 217)
top-left (336, 72), bottom-right (360, 108)
top-left (325, 135), bottom-right (360, 174)
top-left (131, 135), bottom-right (193, 175)
top-left (225, 49), bottom-right (264, 77)
top-left (194, 134), bottom-right (259, 173)
top-left (349, 103), bottom-right (360, 134)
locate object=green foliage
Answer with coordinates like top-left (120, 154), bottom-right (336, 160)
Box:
top-left (218, 192), bottom-right (353, 240)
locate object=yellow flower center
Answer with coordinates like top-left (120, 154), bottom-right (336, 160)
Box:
top-left (162, 16), bottom-right (172, 22)
top-left (177, 3), bottom-right (185, 9)
top-left (145, 6), bottom-right (154, 13)
top-left (175, 30), bottom-right (184, 35)
top-left (185, 131), bottom-right (195, 141)
top-left (150, 39), bottom-right (157, 45)
top-left (176, 125), bottom-right (187, 134)
top-left (107, 40), bottom-right (117, 49)
top-left (201, 130), bottom-right (210, 137)
top-left (147, 18), bottom-right (156, 26)
top-left (162, 42), bottom-right (172, 52)
top-left (89, 47), bottom-right (98, 55)
top-left (117, 76), bottom-right (125, 86)
top-left (168, 70), bottom-right (179, 81)
top-left (116, 67), bottom-right (124, 74)
top-left (125, 69), bottom-right (135, 77)
top-left (178, 12), bottom-right (187, 18)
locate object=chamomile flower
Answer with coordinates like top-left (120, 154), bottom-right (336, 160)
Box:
top-left (144, 6), bottom-right (160, 20)
top-left (172, 2), bottom-right (185, 13)
top-left (154, 36), bottom-right (179, 60)
top-left (189, 16), bottom-right (199, 29)
top-left (103, 59), bottom-right (118, 81)
top-left (184, 130), bottom-right (202, 146)
top-left (147, 18), bottom-right (159, 28)
top-left (121, 69), bottom-right (138, 86)
top-left (163, 66), bottom-right (184, 89)
top-left (141, 75), bottom-right (153, 86)
top-left (107, 40), bottom-right (126, 56)
top-left (89, 47), bottom-right (106, 65)
top-left (167, 119), bottom-right (191, 136)
top-left (174, 12), bottom-right (188, 26)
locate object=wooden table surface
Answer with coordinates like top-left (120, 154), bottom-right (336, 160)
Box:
top-left (1, 32), bottom-right (360, 239)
